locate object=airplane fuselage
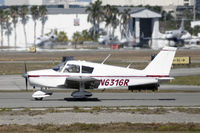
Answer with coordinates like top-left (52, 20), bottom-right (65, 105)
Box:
top-left (27, 62), bottom-right (161, 90)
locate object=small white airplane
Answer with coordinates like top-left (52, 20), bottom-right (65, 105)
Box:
top-left (163, 19), bottom-right (187, 42)
top-left (22, 47), bottom-right (177, 100)
top-left (36, 29), bottom-right (58, 48)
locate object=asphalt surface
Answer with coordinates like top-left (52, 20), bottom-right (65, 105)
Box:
top-left (0, 92), bottom-right (200, 108)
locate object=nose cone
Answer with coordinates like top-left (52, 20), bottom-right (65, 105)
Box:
top-left (22, 73), bottom-right (28, 78)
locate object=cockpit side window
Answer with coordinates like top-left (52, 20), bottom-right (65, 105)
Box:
top-left (82, 66), bottom-right (94, 73)
top-left (64, 64), bottom-right (80, 73)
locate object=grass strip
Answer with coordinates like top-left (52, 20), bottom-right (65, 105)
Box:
top-left (167, 75), bottom-right (200, 86)
top-left (1, 107), bottom-right (200, 116)
top-left (0, 123), bottom-right (200, 133)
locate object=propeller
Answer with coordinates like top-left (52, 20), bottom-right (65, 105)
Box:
top-left (22, 62), bottom-right (28, 91)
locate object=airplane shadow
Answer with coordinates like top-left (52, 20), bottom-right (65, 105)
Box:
top-left (41, 98), bottom-right (176, 102)
top-left (64, 97), bottom-right (101, 102)
top-left (101, 98), bottom-right (176, 101)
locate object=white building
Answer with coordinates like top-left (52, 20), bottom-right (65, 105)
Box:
top-left (92, 0), bottom-right (195, 7)
top-left (4, 0), bottom-right (43, 6)
top-left (0, 8), bottom-right (161, 49)
top-left (1, 8), bottom-right (91, 48)
top-left (191, 21), bottom-right (200, 28)
top-left (2, 0), bottom-right (89, 8)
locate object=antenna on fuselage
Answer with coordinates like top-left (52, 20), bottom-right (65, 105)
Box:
top-left (127, 63), bottom-right (132, 68)
top-left (101, 54), bottom-right (111, 64)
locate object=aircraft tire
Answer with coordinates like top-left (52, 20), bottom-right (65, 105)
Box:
top-left (34, 98), bottom-right (43, 101)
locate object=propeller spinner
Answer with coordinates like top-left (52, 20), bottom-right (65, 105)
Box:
top-left (22, 63), bottom-right (28, 91)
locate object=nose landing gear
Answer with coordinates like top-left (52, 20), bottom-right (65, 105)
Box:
top-left (32, 90), bottom-right (53, 101)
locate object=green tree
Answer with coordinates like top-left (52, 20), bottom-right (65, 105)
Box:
top-left (19, 5), bottom-right (29, 48)
top-left (110, 6), bottom-right (119, 38)
top-left (103, 5), bottom-right (119, 38)
top-left (39, 5), bottom-right (48, 37)
top-left (181, 9), bottom-right (193, 20)
top-left (103, 4), bottom-right (112, 36)
top-left (72, 31), bottom-right (82, 48)
top-left (144, 5), bottom-right (161, 13)
top-left (81, 30), bottom-right (92, 41)
top-left (30, 6), bottom-right (39, 45)
top-left (72, 32), bottom-right (82, 42)
top-left (4, 9), bottom-right (12, 47)
top-left (120, 8), bottom-right (131, 39)
top-left (0, 9), bottom-right (6, 47)
top-left (86, 0), bottom-right (104, 40)
top-left (10, 6), bottom-right (19, 49)
top-left (57, 31), bottom-right (68, 42)
top-left (192, 26), bottom-right (200, 36)
top-left (161, 11), bottom-right (174, 21)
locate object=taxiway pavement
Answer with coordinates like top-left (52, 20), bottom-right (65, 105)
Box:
top-left (0, 92), bottom-right (200, 108)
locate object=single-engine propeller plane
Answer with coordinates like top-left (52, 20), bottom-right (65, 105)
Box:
top-left (22, 47), bottom-right (177, 100)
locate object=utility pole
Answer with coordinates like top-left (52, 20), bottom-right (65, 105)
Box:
top-left (193, 0), bottom-right (196, 21)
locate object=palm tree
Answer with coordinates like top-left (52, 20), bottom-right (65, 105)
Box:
top-left (103, 5), bottom-right (113, 37)
top-left (19, 5), bottom-right (29, 49)
top-left (4, 9), bottom-right (12, 48)
top-left (110, 6), bottom-right (119, 38)
top-left (39, 5), bottom-right (48, 37)
top-left (0, 9), bottom-right (6, 47)
top-left (103, 5), bottom-right (120, 38)
top-left (120, 9), bottom-right (131, 39)
top-left (10, 6), bottom-right (19, 49)
top-left (86, 0), bottom-right (104, 40)
top-left (30, 6), bottom-right (39, 45)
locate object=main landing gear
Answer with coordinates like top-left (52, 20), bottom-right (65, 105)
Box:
top-left (71, 82), bottom-right (92, 99)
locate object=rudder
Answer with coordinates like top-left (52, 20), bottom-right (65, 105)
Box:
top-left (143, 47), bottom-right (177, 76)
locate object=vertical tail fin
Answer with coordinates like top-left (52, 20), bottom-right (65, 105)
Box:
top-left (143, 47), bottom-right (177, 76)
top-left (179, 19), bottom-right (184, 31)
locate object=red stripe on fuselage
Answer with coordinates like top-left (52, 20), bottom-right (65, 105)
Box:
top-left (146, 75), bottom-right (169, 77)
top-left (28, 75), bottom-right (169, 78)
top-left (28, 75), bottom-right (70, 77)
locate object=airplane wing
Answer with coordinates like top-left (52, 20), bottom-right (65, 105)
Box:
top-left (63, 76), bottom-right (100, 89)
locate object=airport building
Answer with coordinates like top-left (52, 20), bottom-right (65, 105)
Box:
top-left (0, 7), bottom-right (161, 49)
top-left (92, 0), bottom-right (198, 17)
top-left (92, 0), bottom-right (195, 7)
top-left (0, 0), bottom-right (91, 8)
top-left (197, 0), bottom-right (200, 12)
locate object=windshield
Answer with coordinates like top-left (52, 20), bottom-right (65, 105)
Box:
top-left (52, 62), bottom-right (66, 72)
top-left (64, 64), bottom-right (80, 73)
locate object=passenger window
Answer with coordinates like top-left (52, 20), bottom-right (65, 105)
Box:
top-left (64, 64), bottom-right (80, 73)
top-left (82, 66), bottom-right (94, 73)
